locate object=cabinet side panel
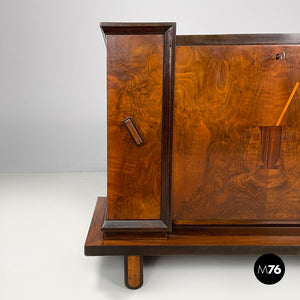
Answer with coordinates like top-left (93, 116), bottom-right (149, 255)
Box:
top-left (107, 34), bottom-right (163, 220)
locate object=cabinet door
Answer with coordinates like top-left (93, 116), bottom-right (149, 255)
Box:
top-left (101, 23), bottom-right (175, 232)
top-left (172, 44), bottom-right (300, 226)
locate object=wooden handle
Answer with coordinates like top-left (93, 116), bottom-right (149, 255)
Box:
top-left (276, 82), bottom-right (299, 126)
top-left (123, 117), bottom-right (144, 146)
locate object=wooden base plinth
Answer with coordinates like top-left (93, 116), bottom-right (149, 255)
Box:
top-left (85, 197), bottom-right (300, 288)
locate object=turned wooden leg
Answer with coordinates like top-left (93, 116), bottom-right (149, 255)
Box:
top-left (124, 256), bottom-right (143, 289)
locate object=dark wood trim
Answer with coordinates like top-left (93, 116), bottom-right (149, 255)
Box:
top-left (85, 198), bottom-right (300, 256)
top-left (87, 245), bottom-right (300, 256)
top-left (101, 22), bottom-right (175, 34)
top-left (100, 22), bottom-right (176, 44)
top-left (102, 220), bottom-right (168, 232)
top-left (124, 256), bottom-right (143, 289)
top-left (173, 225), bottom-right (300, 236)
top-left (173, 220), bottom-right (300, 225)
top-left (100, 22), bottom-right (176, 233)
top-left (104, 232), bottom-right (167, 240)
top-left (161, 23), bottom-right (176, 231)
top-left (176, 34), bottom-right (300, 46)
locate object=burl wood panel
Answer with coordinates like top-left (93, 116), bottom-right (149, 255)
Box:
top-left (124, 256), bottom-right (143, 289)
top-left (107, 34), bottom-right (163, 220)
top-left (172, 45), bottom-right (300, 223)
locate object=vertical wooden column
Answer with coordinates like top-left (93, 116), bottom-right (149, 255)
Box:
top-left (124, 256), bottom-right (143, 289)
top-left (100, 22), bottom-right (176, 233)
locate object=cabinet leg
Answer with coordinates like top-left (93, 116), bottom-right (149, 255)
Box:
top-left (124, 256), bottom-right (143, 289)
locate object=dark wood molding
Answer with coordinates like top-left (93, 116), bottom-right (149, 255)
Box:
top-left (100, 22), bottom-right (176, 44)
top-left (173, 225), bottom-right (300, 236)
top-left (161, 23), bottom-right (176, 231)
top-left (102, 220), bottom-right (168, 232)
top-left (87, 244), bottom-right (300, 256)
top-left (104, 232), bottom-right (167, 240)
top-left (101, 22), bottom-right (175, 34)
top-left (173, 220), bottom-right (300, 225)
top-left (176, 33), bottom-right (300, 46)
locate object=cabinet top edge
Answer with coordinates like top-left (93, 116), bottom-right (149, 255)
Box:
top-left (100, 22), bottom-right (176, 45)
top-left (176, 34), bottom-right (300, 46)
top-left (100, 22), bottom-right (176, 27)
top-left (100, 22), bottom-right (176, 36)
top-left (99, 22), bottom-right (300, 45)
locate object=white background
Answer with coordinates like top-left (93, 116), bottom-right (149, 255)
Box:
top-left (1, 173), bottom-right (299, 300)
top-left (1, 0), bottom-right (300, 172)
top-left (1, 0), bottom-right (300, 299)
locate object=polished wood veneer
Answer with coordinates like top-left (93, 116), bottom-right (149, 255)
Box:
top-left (107, 33), bottom-right (163, 220)
top-left (172, 45), bottom-right (300, 223)
top-left (85, 23), bottom-right (300, 289)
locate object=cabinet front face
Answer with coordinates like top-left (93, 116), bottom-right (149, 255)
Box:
top-left (107, 34), bottom-right (163, 220)
top-left (172, 45), bottom-right (300, 224)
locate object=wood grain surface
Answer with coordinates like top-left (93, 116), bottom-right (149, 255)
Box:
top-left (107, 34), bottom-right (163, 220)
top-left (172, 45), bottom-right (300, 223)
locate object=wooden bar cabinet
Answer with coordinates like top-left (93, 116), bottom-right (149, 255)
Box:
top-left (85, 22), bottom-right (300, 289)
